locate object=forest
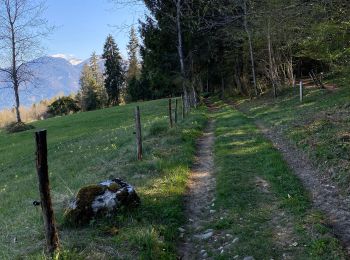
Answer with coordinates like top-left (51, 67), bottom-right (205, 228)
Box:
top-left (135, 0), bottom-right (350, 104)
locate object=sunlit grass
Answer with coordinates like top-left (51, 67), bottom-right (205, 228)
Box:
top-left (0, 98), bottom-right (207, 259)
top-left (237, 73), bottom-right (350, 192)
top-left (210, 101), bottom-right (345, 259)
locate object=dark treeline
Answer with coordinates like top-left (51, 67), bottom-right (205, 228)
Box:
top-left (133, 0), bottom-right (350, 105)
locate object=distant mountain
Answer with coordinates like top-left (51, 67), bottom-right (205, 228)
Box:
top-left (51, 54), bottom-right (83, 66)
top-left (0, 55), bottom-right (105, 110)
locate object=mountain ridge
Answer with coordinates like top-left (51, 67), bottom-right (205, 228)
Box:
top-left (0, 55), bottom-right (105, 110)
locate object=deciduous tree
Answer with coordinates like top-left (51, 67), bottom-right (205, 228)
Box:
top-left (0, 0), bottom-right (51, 122)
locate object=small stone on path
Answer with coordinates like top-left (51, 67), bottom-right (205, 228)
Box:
top-left (194, 229), bottom-right (214, 240)
top-left (178, 227), bottom-right (185, 233)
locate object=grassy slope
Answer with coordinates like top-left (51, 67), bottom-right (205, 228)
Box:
top-left (210, 101), bottom-right (345, 259)
top-left (0, 99), bottom-right (207, 259)
top-left (236, 75), bottom-right (350, 193)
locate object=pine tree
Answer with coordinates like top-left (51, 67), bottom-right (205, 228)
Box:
top-left (126, 27), bottom-right (142, 101)
top-left (102, 35), bottom-right (124, 106)
top-left (78, 64), bottom-right (97, 111)
top-left (78, 53), bottom-right (106, 111)
top-left (90, 52), bottom-right (108, 107)
top-left (127, 26), bottom-right (140, 80)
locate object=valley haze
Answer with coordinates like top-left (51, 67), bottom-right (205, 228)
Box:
top-left (0, 54), bottom-right (105, 110)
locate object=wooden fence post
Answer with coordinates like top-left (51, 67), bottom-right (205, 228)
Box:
top-left (35, 130), bottom-right (60, 255)
top-left (299, 80), bottom-right (303, 102)
top-left (135, 106), bottom-right (142, 161)
top-left (175, 99), bottom-right (178, 124)
top-left (169, 98), bottom-right (173, 128)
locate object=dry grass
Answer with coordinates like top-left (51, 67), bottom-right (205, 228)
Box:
top-left (0, 98), bottom-right (56, 127)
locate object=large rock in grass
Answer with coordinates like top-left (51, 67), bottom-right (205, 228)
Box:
top-left (64, 178), bottom-right (140, 225)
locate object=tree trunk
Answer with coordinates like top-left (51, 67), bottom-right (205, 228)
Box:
top-left (206, 79), bottom-right (209, 93)
top-left (206, 66), bottom-right (209, 92)
top-left (234, 61), bottom-right (246, 95)
top-left (286, 55), bottom-right (295, 86)
top-left (267, 20), bottom-right (277, 98)
top-left (234, 73), bottom-right (242, 95)
top-left (221, 74), bottom-right (225, 99)
top-left (200, 77), bottom-right (204, 93)
top-left (10, 18), bottom-right (22, 123)
top-left (243, 0), bottom-right (258, 96)
top-left (13, 85), bottom-right (21, 123)
top-left (175, 0), bottom-right (190, 111)
top-left (191, 82), bottom-right (197, 108)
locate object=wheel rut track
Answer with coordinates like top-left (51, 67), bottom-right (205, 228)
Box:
top-left (227, 100), bottom-right (350, 256)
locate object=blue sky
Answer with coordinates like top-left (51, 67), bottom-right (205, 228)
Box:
top-left (44, 0), bottom-right (146, 60)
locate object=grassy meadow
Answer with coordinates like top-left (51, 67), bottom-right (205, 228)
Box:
top-left (208, 101), bottom-right (345, 259)
top-left (0, 98), bottom-right (207, 259)
top-left (236, 72), bottom-right (350, 193)
top-left (2, 89), bottom-right (349, 259)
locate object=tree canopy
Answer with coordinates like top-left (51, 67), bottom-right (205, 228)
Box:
top-left (136, 0), bottom-right (350, 100)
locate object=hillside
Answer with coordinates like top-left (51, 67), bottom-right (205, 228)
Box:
top-left (236, 75), bottom-right (350, 193)
top-left (0, 98), bottom-right (207, 259)
top-left (0, 55), bottom-right (105, 110)
top-left (1, 97), bottom-right (348, 259)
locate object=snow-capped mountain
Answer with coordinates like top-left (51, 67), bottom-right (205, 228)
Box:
top-left (0, 55), bottom-right (105, 110)
top-left (51, 54), bottom-right (84, 66)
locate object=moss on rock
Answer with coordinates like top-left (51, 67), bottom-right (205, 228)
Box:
top-left (64, 185), bottom-right (106, 226)
top-left (107, 182), bottom-right (121, 192)
top-left (64, 179), bottom-right (140, 226)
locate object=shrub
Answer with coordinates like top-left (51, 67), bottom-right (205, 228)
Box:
top-left (48, 97), bottom-right (80, 116)
top-left (5, 122), bottom-right (35, 133)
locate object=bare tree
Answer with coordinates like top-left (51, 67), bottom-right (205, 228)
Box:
top-left (0, 0), bottom-right (51, 123)
top-left (173, 0), bottom-right (191, 111)
top-left (243, 0), bottom-right (258, 96)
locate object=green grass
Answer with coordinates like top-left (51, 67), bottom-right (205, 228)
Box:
top-left (0, 98), bottom-right (207, 259)
top-left (209, 101), bottom-right (345, 259)
top-left (236, 73), bottom-right (350, 192)
top-left (2, 91), bottom-right (348, 259)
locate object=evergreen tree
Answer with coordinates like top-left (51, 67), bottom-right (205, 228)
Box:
top-left (78, 64), bottom-right (98, 111)
top-left (137, 0), bottom-right (350, 99)
top-left (139, 16), bottom-right (178, 99)
top-left (126, 26), bottom-right (143, 101)
top-left (127, 26), bottom-right (140, 80)
top-left (90, 52), bottom-right (108, 107)
top-left (78, 53), bottom-right (106, 111)
top-left (102, 35), bottom-right (124, 106)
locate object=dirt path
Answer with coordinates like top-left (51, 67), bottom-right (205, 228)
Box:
top-left (257, 122), bottom-right (350, 252)
top-left (178, 118), bottom-right (216, 259)
top-left (229, 101), bottom-right (350, 254)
